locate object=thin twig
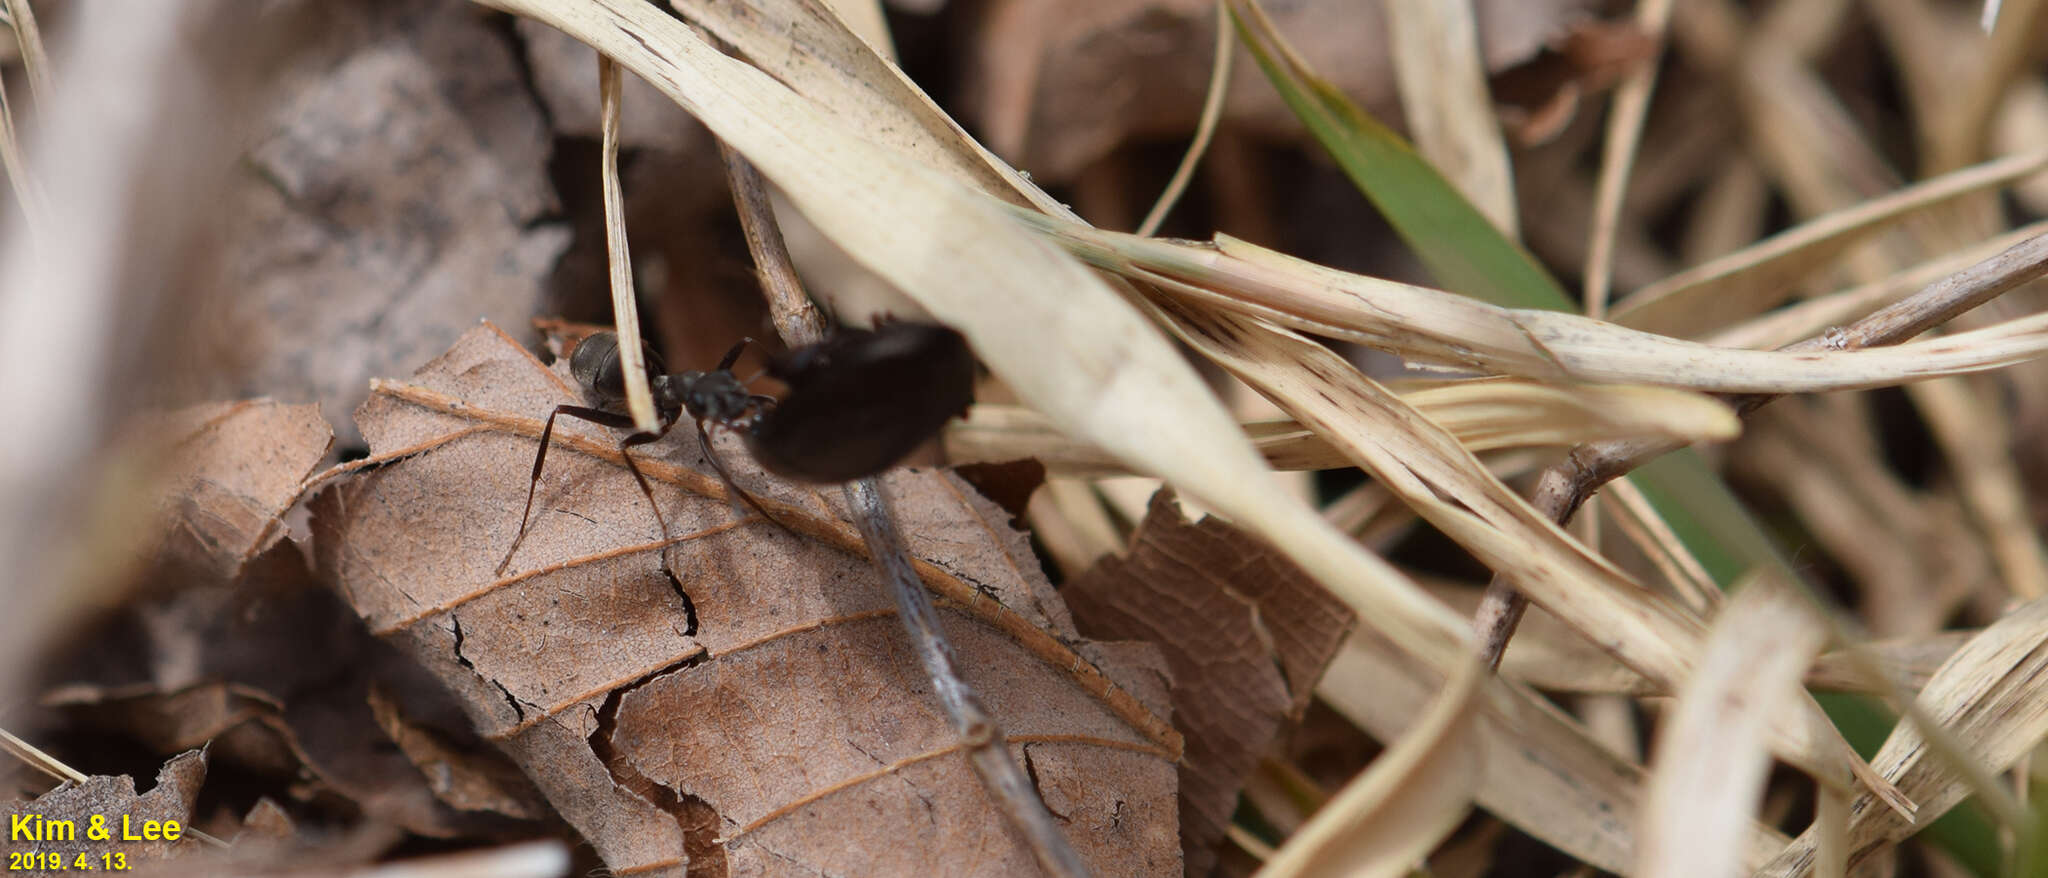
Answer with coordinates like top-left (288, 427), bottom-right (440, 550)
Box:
top-left (845, 479), bottom-right (1092, 878)
top-left (720, 145), bottom-right (1091, 878)
top-left (1476, 230), bottom-right (2048, 668)
top-left (719, 141), bottom-right (825, 343)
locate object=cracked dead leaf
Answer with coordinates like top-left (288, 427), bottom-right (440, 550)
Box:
top-left (313, 323), bottom-right (1182, 877)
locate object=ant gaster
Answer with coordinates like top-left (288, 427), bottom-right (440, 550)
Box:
top-left (496, 322), bottom-right (975, 575)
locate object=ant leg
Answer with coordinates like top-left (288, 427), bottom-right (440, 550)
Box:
top-left (619, 422), bottom-right (681, 550)
top-left (491, 403), bottom-right (634, 573)
top-left (716, 337), bottom-right (754, 372)
top-left (694, 419), bottom-right (793, 534)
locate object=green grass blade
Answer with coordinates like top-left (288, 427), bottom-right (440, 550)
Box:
top-left (1227, 4), bottom-right (1569, 310)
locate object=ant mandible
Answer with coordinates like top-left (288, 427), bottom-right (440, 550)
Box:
top-left (496, 322), bottom-right (975, 575)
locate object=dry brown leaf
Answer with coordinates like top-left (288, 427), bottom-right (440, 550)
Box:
top-left (40, 679), bottom-right (522, 843)
top-left (965, 0), bottom-right (1599, 180)
top-left (39, 544), bottom-right (541, 840)
top-left (313, 323), bottom-right (1182, 876)
top-left (41, 683), bottom-right (297, 777)
top-left (133, 400), bottom-right (330, 579)
top-left (195, 0), bottom-right (568, 446)
top-left (1492, 18), bottom-right (1659, 146)
top-left (366, 685), bottom-right (552, 822)
top-left (240, 798), bottom-right (298, 839)
top-left (1064, 490), bottom-right (1355, 875)
top-left (1, 750), bottom-right (206, 872)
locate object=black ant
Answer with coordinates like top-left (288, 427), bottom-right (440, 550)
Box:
top-left (496, 322), bottom-right (975, 575)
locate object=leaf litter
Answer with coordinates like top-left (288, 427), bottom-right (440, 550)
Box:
top-left (1063, 490), bottom-right (1354, 874)
top-left (1, 750), bottom-right (207, 866)
top-left (312, 323), bottom-right (1182, 876)
top-left (14, 0), bottom-right (2048, 875)
top-left (128, 400), bottom-right (331, 580)
top-left (37, 539), bottom-right (549, 847)
top-left (191, 0), bottom-right (569, 448)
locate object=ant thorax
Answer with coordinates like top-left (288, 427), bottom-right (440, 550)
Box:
top-left (666, 370), bottom-right (754, 424)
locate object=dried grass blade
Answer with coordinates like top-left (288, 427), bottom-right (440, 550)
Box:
top-left (1255, 655), bottom-right (1483, 877)
top-left (596, 55), bottom-right (657, 433)
top-left (1638, 573), bottom-right (1827, 878)
top-left (0, 52), bottom-right (43, 242)
top-left (1403, 380), bottom-right (1738, 451)
top-left (1908, 378), bottom-right (2048, 599)
top-left (817, 0), bottom-right (893, 58)
top-left (1613, 149), bottom-right (2048, 336)
top-left (1152, 300), bottom-right (1875, 795)
top-left (1321, 628), bottom-right (1793, 873)
top-left (1, 0), bottom-right (51, 102)
top-left (1023, 217), bottom-right (2048, 394)
top-left (671, 0), bottom-right (1030, 204)
top-left (0, 725), bottom-right (87, 784)
top-left (1136, 0), bottom-right (1231, 238)
top-left (947, 383), bottom-right (1736, 475)
top-left (1380, 0), bottom-right (1516, 238)
top-left (1708, 219), bottom-right (2048, 351)
top-left (1604, 477), bottom-right (1721, 615)
top-left (1583, 0), bottom-right (1675, 316)
top-left (1761, 598), bottom-right (2048, 877)
top-left (1927, 0), bottom-right (2046, 171)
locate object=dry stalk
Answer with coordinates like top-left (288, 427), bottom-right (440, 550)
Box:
top-left (719, 144), bottom-right (1091, 878)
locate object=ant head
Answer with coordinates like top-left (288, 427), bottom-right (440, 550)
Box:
top-left (570, 332), bottom-right (627, 403)
top-left (676, 370), bottom-right (753, 424)
top-left (573, 331), bottom-right (682, 416)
